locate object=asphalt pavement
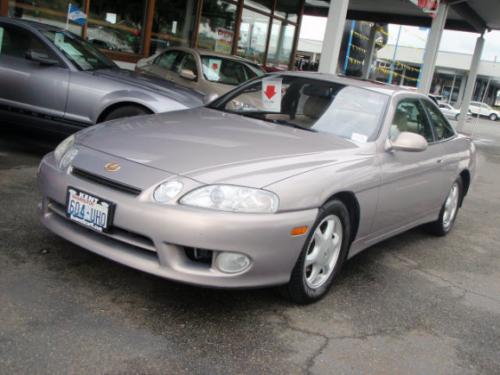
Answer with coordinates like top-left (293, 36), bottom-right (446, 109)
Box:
top-left (0, 118), bottom-right (499, 375)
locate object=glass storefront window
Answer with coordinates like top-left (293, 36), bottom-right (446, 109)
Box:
top-left (87, 0), bottom-right (145, 54)
top-left (8, 0), bottom-right (84, 36)
top-left (243, 0), bottom-right (272, 13)
top-left (237, 8), bottom-right (269, 64)
top-left (197, 0), bottom-right (237, 54)
top-left (150, 0), bottom-right (197, 55)
top-left (274, 0), bottom-right (300, 23)
top-left (266, 20), bottom-right (295, 69)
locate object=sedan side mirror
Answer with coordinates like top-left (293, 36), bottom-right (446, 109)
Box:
top-left (203, 92), bottom-right (219, 105)
top-left (180, 69), bottom-right (197, 81)
top-left (25, 50), bottom-right (59, 66)
top-left (386, 131), bottom-right (428, 152)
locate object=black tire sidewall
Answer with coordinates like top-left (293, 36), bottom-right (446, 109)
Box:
top-left (438, 177), bottom-right (464, 235)
top-left (287, 200), bottom-right (351, 304)
top-left (103, 105), bottom-right (150, 122)
top-left (490, 113), bottom-right (498, 121)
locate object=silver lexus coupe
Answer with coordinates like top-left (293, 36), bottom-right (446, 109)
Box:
top-left (38, 73), bottom-right (476, 303)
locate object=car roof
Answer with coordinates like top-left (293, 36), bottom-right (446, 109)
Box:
top-left (269, 71), bottom-right (425, 98)
top-left (0, 17), bottom-right (63, 32)
top-left (163, 46), bottom-right (260, 66)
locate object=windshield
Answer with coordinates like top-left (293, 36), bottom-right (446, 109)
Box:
top-left (209, 75), bottom-right (388, 142)
top-left (201, 56), bottom-right (264, 86)
top-left (43, 31), bottom-right (116, 71)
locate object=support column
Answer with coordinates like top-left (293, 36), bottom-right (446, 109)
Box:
top-left (318, 0), bottom-right (349, 74)
top-left (418, 2), bottom-right (449, 94)
top-left (362, 24), bottom-right (377, 80)
top-left (456, 74), bottom-right (467, 107)
top-left (458, 35), bottom-right (485, 131)
top-left (0, 0), bottom-right (8, 16)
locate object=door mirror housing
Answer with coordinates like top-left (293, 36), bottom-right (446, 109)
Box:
top-left (386, 131), bottom-right (428, 152)
top-left (25, 50), bottom-right (59, 66)
top-left (203, 92), bottom-right (219, 105)
top-left (180, 69), bottom-right (197, 81)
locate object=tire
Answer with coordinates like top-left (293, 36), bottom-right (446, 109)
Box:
top-left (454, 113), bottom-right (460, 121)
top-left (284, 200), bottom-right (351, 304)
top-left (101, 105), bottom-right (151, 122)
top-left (489, 113), bottom-right (498, 121)
top-left (425, 177), bottom-right (463, 236)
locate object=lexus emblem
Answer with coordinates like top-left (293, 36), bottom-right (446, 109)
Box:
top-left (104, 162), bottom-right (121, 172)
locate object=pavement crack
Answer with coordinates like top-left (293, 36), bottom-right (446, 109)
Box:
top-left (389, 253), bottom-right (500, 306)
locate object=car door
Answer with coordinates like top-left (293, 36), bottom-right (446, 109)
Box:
top-left (469, 103), bottom-right (480, 116)
top-left (0, 23), bottom-right (69, 120)
top-left (147, 49), bottom-right (182, 81)
top-left (169, 51), bottom-right (200, 91)
top-left (373, 97), bottom-right (446, 235)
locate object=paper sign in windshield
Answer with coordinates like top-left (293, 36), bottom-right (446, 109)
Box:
top-left (262, 78), bottom-right (282, 112)
top-left (0, 27), bottom-right (4, 54)
top-left (208, 58), bottom-right (222, 76)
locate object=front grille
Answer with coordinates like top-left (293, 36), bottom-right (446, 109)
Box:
top-left (72, 167), bottom-right (142, 196)
top-left (47, 199), bottom-right (156, 253)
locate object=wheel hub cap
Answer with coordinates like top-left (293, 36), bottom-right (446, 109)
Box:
top-left (304, 215), bottom-right (343, 289)
top-left (443, 182), bottom-right (459, 229)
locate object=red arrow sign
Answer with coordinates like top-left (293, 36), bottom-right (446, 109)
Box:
top-left (264, 84), bottom-right (276, 99)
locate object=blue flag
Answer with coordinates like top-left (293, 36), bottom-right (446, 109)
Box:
top-left (67, 3), bottom-right (87, 26)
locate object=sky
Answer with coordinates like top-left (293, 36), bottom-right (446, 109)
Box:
top-left (300, 15), bottom-right (500, 61)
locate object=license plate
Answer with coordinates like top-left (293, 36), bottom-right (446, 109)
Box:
top-left (66, 187), bottom-right (114, 232)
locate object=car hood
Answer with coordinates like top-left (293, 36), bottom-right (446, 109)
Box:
top-left (77, 107), bottom-right (363, 187)
top-left (92, 68), bottom-right (204, 108)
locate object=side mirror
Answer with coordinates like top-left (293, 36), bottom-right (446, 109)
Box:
top-left (386, 131), bottom-right (428, 152)
top-left (180, 69), bottom-right (197, 81)
top-left (203, 92), bottom-right (219, 105)
top-left (25, 50), bottom-right (58, 66)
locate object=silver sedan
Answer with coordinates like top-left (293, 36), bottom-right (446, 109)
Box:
top-left (37, 73), bottom-right (476, 304)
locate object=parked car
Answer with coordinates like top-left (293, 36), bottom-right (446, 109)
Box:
top-left (437, 102), bottom-right (471, 121)
top-left (469, 101), bottom-right (500, 121)
top-left (0, 17), bottom-right (204, 132)
top-left (38, 73), bottom-right (475, 304)
top-left (136, 47), bottom-right (265, 96)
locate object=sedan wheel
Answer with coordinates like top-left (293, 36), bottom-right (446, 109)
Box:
top-left (284, 200), bottom-right (351, 304)
top-left (426, 177), bottom-right (463, 236)
top-left (489, 113), bottom-right (498, 121)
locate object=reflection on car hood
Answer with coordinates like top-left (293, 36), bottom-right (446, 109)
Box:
top-left (93, 68), bottom-right (204, 108)
top-left (77, 107), bottom-right (363, 187)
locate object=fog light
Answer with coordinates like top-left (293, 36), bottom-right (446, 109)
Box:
top-left (215, 252), bottom-right (251, 274)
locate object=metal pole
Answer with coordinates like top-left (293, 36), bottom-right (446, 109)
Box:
top-left (343, 20), bottom-right (356, 74)
top-left (387, 25), bottom-right (402, 84)
top-left (449, 74), bottom-right (456, 103)
top-left (362, 24), bottom-right (377, 80)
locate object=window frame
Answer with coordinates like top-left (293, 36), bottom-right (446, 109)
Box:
top-left (389, 97), bottom-right (436, 144)
top-left (420, 98), bottom-right (457, 143)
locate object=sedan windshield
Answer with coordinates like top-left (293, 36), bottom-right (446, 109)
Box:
top-left (43, 30), bottom-right (117, 71)
top-left (210, 75), bottom-right (389, 142)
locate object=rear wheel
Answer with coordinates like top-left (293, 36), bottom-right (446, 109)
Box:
top-left (454, 113), bottom-right (460, 121)
top-left (284, 200), bottom-right (351, 304)
top-left (101, 105), bottom-right (152, 122)
top-left (425, 177), bottom-right (463, 236)
top-left (489, 113), bottom-right (498, 121)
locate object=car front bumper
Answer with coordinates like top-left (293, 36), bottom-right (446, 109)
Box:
top-left (38, 153), bottom-right (318, 288)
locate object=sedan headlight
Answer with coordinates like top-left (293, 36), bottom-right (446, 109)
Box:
top-left (153, 180), bottom-right (184, 203)
top-left (54, 135), bottom-right (75, 163)
top-left (54, 135), bottom-right (77, 170)
top-left (180, 185), bottom-right (279, 213)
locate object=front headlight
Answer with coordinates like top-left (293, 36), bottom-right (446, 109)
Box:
top-left (54, 135), bottom-right (75, 164)
top-left (180, 185), bottom-right (279, 213)
top-left (153, 180), bottom-right (184, 203)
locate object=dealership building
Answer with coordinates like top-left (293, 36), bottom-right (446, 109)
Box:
top-left (1, 0), bottom-right (500, 127)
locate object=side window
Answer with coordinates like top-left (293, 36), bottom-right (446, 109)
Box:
top-left (390, 99), bottom-right (434, 143)
top-left (201, 57), bottom-right (250, 85)
top-left (422, 100), bottom-right (456, 141)
top-left (154, 50), bottom-right (179, 71)
top-left (177, 53), bottom-right (198, 76)
top-left (0, 24), bottom-right (55, 60)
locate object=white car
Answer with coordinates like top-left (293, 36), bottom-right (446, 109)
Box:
top-left (438, 103), bottom-right (471, 121)
top-left (469, 101), bottom-right (500, 121)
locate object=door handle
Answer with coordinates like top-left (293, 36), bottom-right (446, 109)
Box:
top-left (437, 158), bottom-right (443, 164)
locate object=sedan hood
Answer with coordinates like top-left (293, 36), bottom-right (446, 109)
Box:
top-left (93, 68), bottom-right (204, 108)
top-left (77, 107), bottom-right (361, 187)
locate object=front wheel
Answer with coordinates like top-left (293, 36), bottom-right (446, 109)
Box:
top-left (284, 200), bottom-right (351, 304)
top-left (425, 177), bottom-right (463, 236)
top-left (489, 113), bottom-right (498, 121)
